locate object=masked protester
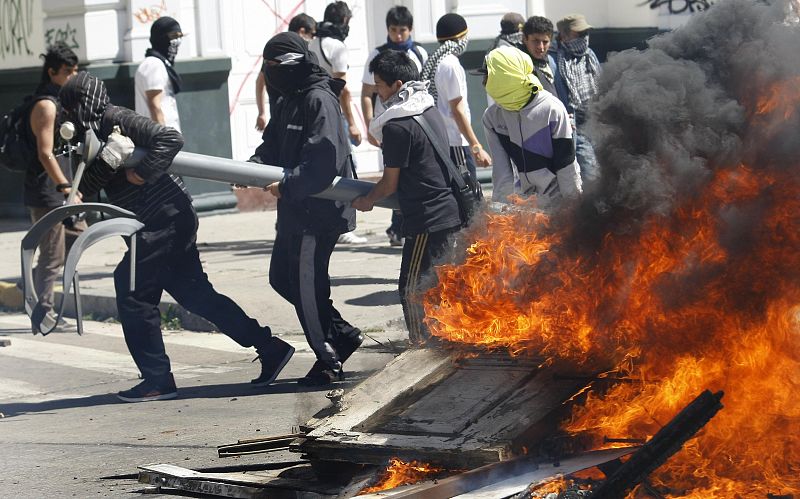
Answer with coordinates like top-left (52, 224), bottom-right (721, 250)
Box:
top-left (308, 1), bottom-right (367, 245)
top-left (61, 71), bottom-right (294, 403)
top-left (555, 13), bottom-right (601, 186)
top-left (482, 46), bottom-right (582, 205)
top-left (135, 16), bottom-right (184, 130)
top-left (351, 50), bottom-right (461, 343)
top-left (420, 13), bottom-right (491, 183)
top-left (253, 31), bottom-right (363, 387)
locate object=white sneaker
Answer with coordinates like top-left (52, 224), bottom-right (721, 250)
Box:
top-left (338, 231), bottom-right (367, 244)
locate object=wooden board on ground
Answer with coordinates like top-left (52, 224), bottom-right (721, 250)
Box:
top-left (297, 347), bottom-right (592, 467)
top-left (138, 463), bottom-right (344, 498)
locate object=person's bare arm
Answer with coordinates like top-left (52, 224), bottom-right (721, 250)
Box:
top-left (30, 99), bottom-right (80, 201)
top-left (361, 82), bottom-right (380, 147)
top-left (255, 71), bottom-right (268, 131)
top-left (145, 89), bottom-right (166, 125)
top-left (333, 72), bottom-right (362, 146)
top-left (351, 167), bottom-right (399, 211)
top-left (449, 96), bottom-right (492, 167)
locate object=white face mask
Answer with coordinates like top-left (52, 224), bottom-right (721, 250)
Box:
top-left (167, 37), bottom-right (182, 61)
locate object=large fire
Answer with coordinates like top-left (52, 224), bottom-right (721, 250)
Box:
top-left (422, 3), bottom-right (800, 497)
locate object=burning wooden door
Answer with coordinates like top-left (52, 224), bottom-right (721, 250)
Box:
top-left (294, 348), bottom-right (591, 469)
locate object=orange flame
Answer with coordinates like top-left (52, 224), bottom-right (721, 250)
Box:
top-left (422, 78), bottom-right (800, 497)
top-left (359, 458), bottom-right (445, 494)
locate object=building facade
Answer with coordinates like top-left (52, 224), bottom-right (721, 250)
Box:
top-left (0, 0), bottom-right (708, 217)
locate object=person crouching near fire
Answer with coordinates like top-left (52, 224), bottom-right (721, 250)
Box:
top-left (351, 50), bottom-right (462, 343)
top-left (481, 45), bottom-right (582, 205)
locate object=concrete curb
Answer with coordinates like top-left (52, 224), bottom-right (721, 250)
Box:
top-left (0, 279), bottom-right (215, 332)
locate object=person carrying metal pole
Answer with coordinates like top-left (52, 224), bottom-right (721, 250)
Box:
top-left (59, 71), bottom-right (294, 402)
top-left (254, 32), bottom-right (363, 386)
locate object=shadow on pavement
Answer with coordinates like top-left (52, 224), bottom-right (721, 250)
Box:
top-left (0, 372), bottom-right (376, 418)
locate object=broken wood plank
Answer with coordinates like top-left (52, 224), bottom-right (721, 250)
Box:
top-left (357, 448), bottom-right (636, 499)
top-left (217, 433), bottom-right (304, 457)
top-left (305, 348), bottom-right (454, 439)
top-left (297, 431), bottom-right (504, 468)
top-left (138, 463), bottom-right (342, 495)
top-left (589, 390), bottom-right (724, 499)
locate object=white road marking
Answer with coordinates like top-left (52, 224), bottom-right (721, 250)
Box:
top-left (0, 337), bottom-right (239, 380)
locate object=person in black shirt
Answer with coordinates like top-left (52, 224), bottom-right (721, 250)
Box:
top-left (25, 42), bottom-right (80, 330)
top-left (60, 72), bottom-right (295, 402)
top-left (351, 50), bottom-right (461, 343)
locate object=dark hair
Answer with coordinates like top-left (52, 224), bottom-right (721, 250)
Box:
top-left (288, 13), bottom-right (316, 34)
top-left (323, 1), bottom-right (351, 24)
top-left (39, 41), bottom-right (78, 84)
top-left (386, 6), bottom-right (413, 28)
top-left (522, 16), bottom-right (554, 38)
top-left (369, 49), bottom-right (419, 85)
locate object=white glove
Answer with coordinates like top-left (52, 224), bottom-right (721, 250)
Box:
top-left (100, 125), bottom-right (135, 170)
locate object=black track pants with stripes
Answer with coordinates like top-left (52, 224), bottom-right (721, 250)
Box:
top-left (269, 230), bottom-right (358, 370)
top-left (399, 227), bottom-right (459, 343)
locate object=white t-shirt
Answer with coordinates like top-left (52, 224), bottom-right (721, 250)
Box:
top-left (434, 54), bottom-right (469, 147)
top-left (309, 37), bottom-right (348, 75)
top-left (361, 45), bottom-right (428, 85)
top-left (134, 56), bottom-right (181, 131)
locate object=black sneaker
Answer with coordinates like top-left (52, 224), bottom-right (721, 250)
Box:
top-left (386, 228), bottom-right (403, 247)
top-left (298, 361), bottom-right (344, 387)
top-left (335, 331), bottom-right (364, 364)
top-left (251, 337), bottom-right (295, 386)
top-left (117, 374), bottom-right (177, 403)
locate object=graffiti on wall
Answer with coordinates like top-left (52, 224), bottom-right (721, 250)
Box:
top-left (0, 0), bottom-right (35, 59)
top-left (45, 22), bottom-right (79, 49)
top-left (639, 0), bottom-right (715, 14)
top-left (134, 0), bottom-right (168, 24)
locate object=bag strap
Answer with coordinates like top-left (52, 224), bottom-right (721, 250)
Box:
top-left (411, 113), bottom-right (467, 191)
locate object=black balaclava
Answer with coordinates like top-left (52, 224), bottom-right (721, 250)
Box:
top-left (315, 21), bottom-right (349, 41)
top-left (145, 16), bottom-right (183, 93)
top-left (262, 32), bottom-right (330, 97)
top-left (59, 71), bottom-right (109, 134)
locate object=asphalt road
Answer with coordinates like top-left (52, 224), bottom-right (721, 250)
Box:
top-left (0, 312), bottom-right (406, 497)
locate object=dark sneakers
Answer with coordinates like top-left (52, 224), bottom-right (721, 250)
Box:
top-left (298, 360), bottom-right (344, 387)
top-left (117, 374), bottom-right (178, 403)
top-left (334, 331), bottom-right (364, 364)
top-left (251, 337), bottom-right (295, 386)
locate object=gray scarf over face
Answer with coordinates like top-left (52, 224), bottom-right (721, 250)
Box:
top-left (420, 37), bottom-right (469, 105)
top-left (368, 80), bottom-right (434, 143)
top-left (557, 35), bottom-right (601, 111)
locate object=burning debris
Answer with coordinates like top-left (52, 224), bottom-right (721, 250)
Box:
top-left (358, 458), bottom-right (447, 494)
top-left (423, 0), bottom-right (800, 497)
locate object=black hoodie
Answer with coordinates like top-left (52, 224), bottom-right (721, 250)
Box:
top-left (60, 71), bottom-right (188, 224)
top-left (252, 33), bottom-right (355, 235)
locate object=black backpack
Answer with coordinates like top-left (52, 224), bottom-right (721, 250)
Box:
top-left (0, 95), bottom-right (54, 173)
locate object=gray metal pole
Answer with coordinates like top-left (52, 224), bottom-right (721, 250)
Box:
top-left (125, 149), bottom-right (399, 209)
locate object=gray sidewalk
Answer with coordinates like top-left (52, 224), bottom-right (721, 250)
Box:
top-left (0, 207), bottom-right (408, 343)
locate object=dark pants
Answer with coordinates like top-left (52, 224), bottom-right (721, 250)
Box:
top-left (399, 227), bottom-right (458, 343)
top-left (388, 210), bottom-right (404, 237)
top-left (113, 205), bottom-right (269, 383)
top-left (269, 230), bottom-right (359, 370)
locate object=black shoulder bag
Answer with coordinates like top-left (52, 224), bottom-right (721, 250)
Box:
top-left (412, 113), bottom-right (483, 226)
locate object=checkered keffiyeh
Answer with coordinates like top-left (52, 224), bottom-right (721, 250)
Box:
top-left (420, 37), bottom-right (469, 105)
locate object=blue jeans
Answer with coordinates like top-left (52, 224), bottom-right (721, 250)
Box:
top-left (575, 124), bottom-right (599, 185)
